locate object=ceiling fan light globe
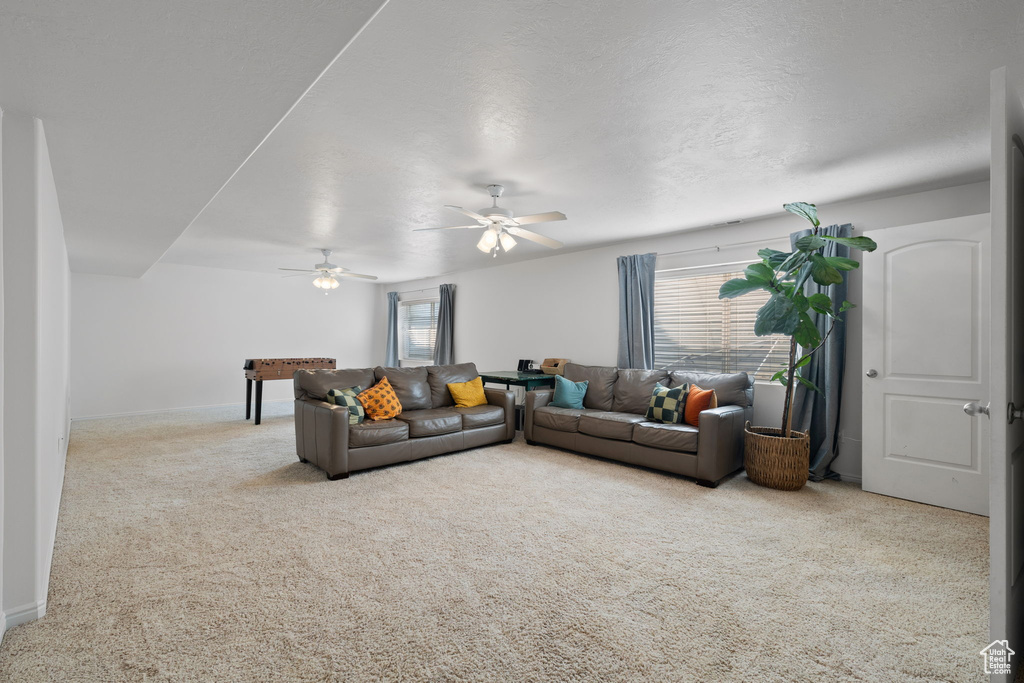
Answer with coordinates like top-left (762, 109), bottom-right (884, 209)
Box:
top-left (329, 277), bottom-right (340, 289)
top-left (499, 232), bottom-right (517, 252)
top-left (477, 229), bottom-right (498, 253)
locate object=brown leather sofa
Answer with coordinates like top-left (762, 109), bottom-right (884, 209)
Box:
top-left (293, 362), bottom-right (515, 479)
top-left (524, 364), bottom-right (753, 487)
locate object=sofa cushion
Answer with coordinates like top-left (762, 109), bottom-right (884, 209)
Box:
top-left (533, 405), bottom-right (596, 433)
top-left (357, 377), bottom-right (403, 421)
top-left (578, 412), bottom-right (647, 441)
top-left (684, 385), bottom-right (719, 426)
top-left (551, 375), bottom-right (588, 409)
top-left (395, 408), bottom-right (463, 437)
top-left (294, 368), bottom-right (375, 400)
top-left (668, 371), bottom-right (751, 408)
top-left (456, 404), bottom-right (505, 430)
top-left (645, 383), bottom-right (687, 424)
top-left (426, 362), bottom-right (479, 407)
top-left (349, 419), bottom-right (409, 448)
top-left (612, 368), bottom-right (669, 414)
top-left (375, 366), bottom-right (432, 410)
top-left (326, 386), bottom-right (365, 425)
top-left (447, 376), bottom-right (488, 408)
top-left (633, 422), bottom-right (700, 453)
top-left (563, 363), bottom-right (618, 411)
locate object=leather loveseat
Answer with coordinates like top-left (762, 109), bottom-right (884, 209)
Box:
top-left (524, 364), bottom-right (753, 487)
top-left (293, 363), bottom-right (515, 480)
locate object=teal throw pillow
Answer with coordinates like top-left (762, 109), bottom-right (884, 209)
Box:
top-left (551, 374), bottom-right (588, 409)
top-left (326, 386), bottom-right (365, 425)
top-left (645, 383), bottom-right (687, 424)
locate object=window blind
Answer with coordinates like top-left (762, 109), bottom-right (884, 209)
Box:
top-left (400, 299), bottom-right (439, 362)
top-left (653, 271), bottom-right (789, 381)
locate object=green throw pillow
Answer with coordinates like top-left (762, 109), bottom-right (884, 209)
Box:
top-left (326, 386), bottom-right (365, 425)
top-left (645, 383), bottom-right (687, 424)
top-left (551, 374), bottom-right (588, 409)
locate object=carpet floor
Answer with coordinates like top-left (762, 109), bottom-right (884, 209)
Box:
top-left (0, 404), bottom-right (988, 682)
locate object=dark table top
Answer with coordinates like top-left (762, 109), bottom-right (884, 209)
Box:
top-left (480, 371), bottom-right (556, 383)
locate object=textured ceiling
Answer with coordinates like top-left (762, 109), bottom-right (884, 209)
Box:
top-left (3, 1), bottom-right (1024, 281)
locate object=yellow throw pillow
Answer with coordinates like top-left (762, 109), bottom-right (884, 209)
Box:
top-left (447, 376), bottom-right (488, 408)
top-left (357, 377), bottom-right (403, 421)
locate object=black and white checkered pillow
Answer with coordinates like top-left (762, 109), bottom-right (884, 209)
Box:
top-left (644, 383), bottom-right (687, 424)
top-left (326, 386), bottom-right (365, 425)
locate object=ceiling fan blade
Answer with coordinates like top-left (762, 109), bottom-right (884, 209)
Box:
top-left (337, 272), bottom-right (378, 280)
top-left (325, 266), bottom-right (350, 272)
top-left (511, 211), bottom-right (567, 225)
top-left (444, 205), bottom-right (489, 223)
top-left (507, 227), bottom-right (563, 249)
top-left (278, 267), bottom-right (317, 273)
top-left (281, 273), bottom-right (314, 278)
top-left (413, 224), bottom-right (486, 232)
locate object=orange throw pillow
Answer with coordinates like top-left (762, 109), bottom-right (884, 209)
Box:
top-left (684, 384), bottom-right (718, 426)
top-left (357, 376), bottom-right (402, 421)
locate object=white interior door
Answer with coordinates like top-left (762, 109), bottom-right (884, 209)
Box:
top-left (861, 215), bottom-right (990, 515)
top-left (988, 66), bottom-right (1024, 681)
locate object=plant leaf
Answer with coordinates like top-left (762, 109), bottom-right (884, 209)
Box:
top-left (793, 312), bottom-right (821, 348)
top-left (794, 354), bottom-right (812, 369)
top-left (719, 277), bottom-right (766, 299)
top-left (794, 234), bottom-right (828, 251)
top-left (823, 256), bottom-right (859, 270)
top-left (793, 263), bottom-right (813, 292)
top-left (771, 369), bottom-right (787, 383)
top-left (784, 202), bottom-right (820, 227)
top-left (822, 235), bottom-right (877, 252)
top-left (744, 262), bottom-right (775, 284)
top-left (754, 294), bottom-right (799, 336)
top-left (839, 300), bottom-right (856, 313)
top-left (758, 248), bottom-right (789, 268)
top-left (809, 253), bottom-right (843, 286)
top-left (795, 374), bottom-right (821, 394)
top-left (807, 292), bottom-right (833, 316)
top-left (778, 250), bottom-right (809, 276)
top-left (792, 292), bottom-right (809, 312)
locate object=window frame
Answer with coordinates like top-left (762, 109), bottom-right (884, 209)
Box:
top-left (653, 263), bottom-right (789, 382)
top-left (398, 297), bottom-right (440, 367)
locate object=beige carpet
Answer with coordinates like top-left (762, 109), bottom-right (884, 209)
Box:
top-left (0, 404), bottom-right (988, 682)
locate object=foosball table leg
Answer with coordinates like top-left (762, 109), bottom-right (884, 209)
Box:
top-left (245, 379), bottom-right (253, 420)
top-left (254, 380), bottom-right (263, 425)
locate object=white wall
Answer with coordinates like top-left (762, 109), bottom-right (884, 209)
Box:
top-left (1, 111), bottom-right (71, 631)
top-left (380, 181), bottom-right (991, 482)
top-left (70, 264), bottom-right (379, 418)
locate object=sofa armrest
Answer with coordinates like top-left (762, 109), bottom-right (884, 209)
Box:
top-left (524, 389), bottom-right (553, 441)
top-left (696, 405), bottom-right (746, 484)
top-left (485, 388), bottom-right (516, 440)
top-left (294, 397), bottom-right (351, 478)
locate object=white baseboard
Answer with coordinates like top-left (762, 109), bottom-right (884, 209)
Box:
top-left (5, 599), bottom-right (46, 630)
top-left (71, 399), bottom-right (293, 422)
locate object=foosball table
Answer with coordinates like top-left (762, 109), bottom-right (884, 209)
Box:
top-left (244, 358), bottom-right (336, 425)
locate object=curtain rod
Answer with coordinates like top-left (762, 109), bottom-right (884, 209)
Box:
top-left (655, 224), bottom-right (856, 259)
top-left (396, 286), bottom-right (439, 296)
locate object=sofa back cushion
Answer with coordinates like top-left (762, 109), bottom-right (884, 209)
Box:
top-left (426, 362), bottom-right (480, 407)
top-left (563, 363), bottom-right (618, 411)
top-left (668, 371), bottom-right (752, 408)
top-left (612, 368), bottom-right (669, 414)
top-left (294, 368), bottom-right (375, 400)
top-left (374, 366), bottom-right (432, 411)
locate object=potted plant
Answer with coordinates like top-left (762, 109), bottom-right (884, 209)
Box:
top-left (718, 202), bottom-right (876, 490)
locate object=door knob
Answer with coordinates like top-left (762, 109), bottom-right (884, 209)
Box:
top-left (865, 369), bottom-right (878, 378)
top-left (964, 402), bottom-right (991, 417)
top-left (1009, 402), bottom-right (1024, 424)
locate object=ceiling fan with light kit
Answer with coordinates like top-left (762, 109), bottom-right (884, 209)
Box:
top-left (278, 249), bottom-right (378, 293)
top-left (416, 184), bottom-right (567, 257)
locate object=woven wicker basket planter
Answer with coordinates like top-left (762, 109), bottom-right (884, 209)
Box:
top-left (743, 421), bottom-right (810, 491)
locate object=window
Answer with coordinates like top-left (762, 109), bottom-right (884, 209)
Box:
top-left (399, 298), bottom-right (439, 365)
top-left (653, 270), bottom-right (788, 381)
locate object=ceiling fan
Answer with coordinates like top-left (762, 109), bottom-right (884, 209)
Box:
top-left (278, 249), bottom-right (378, 292)
top-left (416, 184), bottom-right (567, 257)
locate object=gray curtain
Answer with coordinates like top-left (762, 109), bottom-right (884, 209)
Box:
top-left (617, 253), bottom-right (657, 369)
top-left (385, 291), bottom-right (399, 367)
top-left (789, 224), bottom-right (853, 481)
top-left (433, 283), bottom-right (455, 365)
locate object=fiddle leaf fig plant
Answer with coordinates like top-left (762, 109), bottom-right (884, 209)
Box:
top-left (718, 202), bottom-right (877, 437)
